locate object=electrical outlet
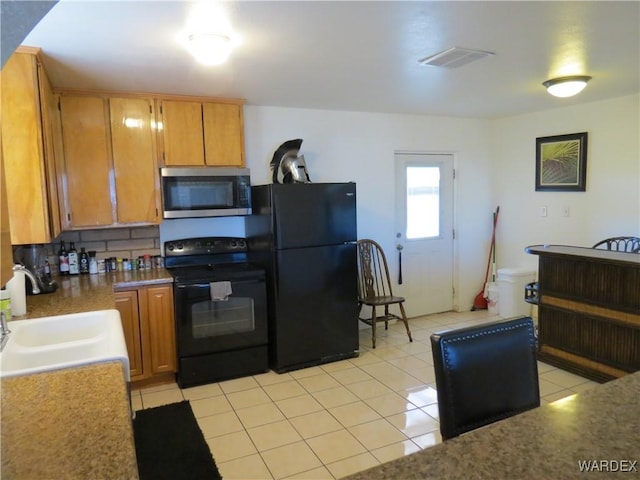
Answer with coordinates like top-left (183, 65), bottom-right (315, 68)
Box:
top-left (540, 206), bottom-right (548, 217)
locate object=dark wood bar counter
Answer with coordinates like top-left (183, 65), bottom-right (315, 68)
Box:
top-left (526, 244), bottom-right (640, 382)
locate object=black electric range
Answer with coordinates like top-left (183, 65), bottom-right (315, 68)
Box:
top-left (164, 237), bottom-right (268, 387)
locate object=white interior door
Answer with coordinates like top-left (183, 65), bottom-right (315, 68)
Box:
top-left (394, 153), bottom-right (454, 317)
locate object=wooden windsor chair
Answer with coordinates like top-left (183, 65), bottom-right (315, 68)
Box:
top-left (356, 239), bottom-right (412, 349)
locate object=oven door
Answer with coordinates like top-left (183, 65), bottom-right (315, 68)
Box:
top-left (175, 277), bottom-right (268, 356)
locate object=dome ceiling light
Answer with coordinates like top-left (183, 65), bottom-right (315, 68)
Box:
top-left (543, 75), bottom-right (592, 98)
top-left (181, 2), bottom-right (237, 66)
top-left (186, 33), bottom-right (232, 66)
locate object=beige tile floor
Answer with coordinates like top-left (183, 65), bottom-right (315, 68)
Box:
top-left (132, 310), bottom-right (598, 479)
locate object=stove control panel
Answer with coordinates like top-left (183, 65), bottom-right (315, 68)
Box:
top-left (165, 237), bottom-right (247, 257)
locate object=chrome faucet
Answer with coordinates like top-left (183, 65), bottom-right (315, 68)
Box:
top-left (13, 264), bottom-right (41, 295)
top-left (0, 311), bottom-right (10, 352)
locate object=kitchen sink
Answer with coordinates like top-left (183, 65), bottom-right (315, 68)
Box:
top-left (0, 309), bottom-right (130, 381)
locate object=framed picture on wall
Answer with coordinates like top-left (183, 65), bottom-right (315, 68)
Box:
top-left (535, 132), bottom-right (588, 192)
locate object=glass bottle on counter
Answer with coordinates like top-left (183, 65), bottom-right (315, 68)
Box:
top-left (68, 242), bottom-right (79, 275)
top-left (43, 259), bottom-right (51, 280)
top-left (58, 241), bottom-right (69, 276)
top-left (88, 251), bottom-right (98, 274)
top-left (79, 247), bottom-right (89, 274)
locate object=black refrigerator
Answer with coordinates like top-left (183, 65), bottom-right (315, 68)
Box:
top-left (246, 182), bottom-right (359, 372)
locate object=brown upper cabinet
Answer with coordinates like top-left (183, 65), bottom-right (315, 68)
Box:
top-left (58, 95), bottom-right (113, 228)
top-left (1, 146), bottom-right (14, 285)
top-left (57, 94), bottom-right (160, 229)
top-left (109, 97), bottom-right (160, 224)
top-left (1, 48), bottom-right (62, 245)
top-left (159, 99), bottom-right (245, 167)
top-left (4, 48), bottom-right (244, 234)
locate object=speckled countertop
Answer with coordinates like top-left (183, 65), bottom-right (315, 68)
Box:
top-left (343, 371), bottom-right (640, 480)
top-left (12, 268), bottom-right (173, 320)
top-left (1, 361), bottom-right (139, 479)
top-left (1, 270), bottom-right (172, 478)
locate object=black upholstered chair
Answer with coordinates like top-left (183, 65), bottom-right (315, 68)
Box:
top-left (592, 236), bottom-right (640, 253)
top-left (356, 239), bottom-right (412, 349)
top-left (431, 316), bottom-right (540, 440)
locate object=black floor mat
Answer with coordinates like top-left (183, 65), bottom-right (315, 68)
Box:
top-left (133, 401), bottom-right (222, 480)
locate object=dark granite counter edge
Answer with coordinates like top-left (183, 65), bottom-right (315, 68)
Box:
top-left (11, 269), bottom-right (173, 320)
top-left (342, 372), bottom-right (640, 480)
top-left (526, 244), bottom-right (640, 265)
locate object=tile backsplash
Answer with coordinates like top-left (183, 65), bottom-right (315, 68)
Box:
top-left (13, 226), bottom-right (161, 271)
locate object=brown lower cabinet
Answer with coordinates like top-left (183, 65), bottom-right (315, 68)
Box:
top-left (114, 284), bottom-right (176, 384)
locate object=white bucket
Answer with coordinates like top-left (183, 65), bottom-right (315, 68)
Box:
top-left (498, 268), bottom-right (536, 318)
top-left (486, 282), bottom-right (499, 315)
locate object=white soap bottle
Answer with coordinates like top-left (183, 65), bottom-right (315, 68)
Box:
top-left (6, 267), bottom-right (26, 317)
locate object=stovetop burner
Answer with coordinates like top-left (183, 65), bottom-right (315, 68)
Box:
top-left (164, 236), bottom-right (263, 284)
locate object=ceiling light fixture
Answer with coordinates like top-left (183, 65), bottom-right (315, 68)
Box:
top-left (542, 75), bottom-right (592, 98)
top-left (186, 33), bottom-right (232, 66)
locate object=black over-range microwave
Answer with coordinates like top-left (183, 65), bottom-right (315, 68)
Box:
top-left (160, 167), bottom-right (252, 218)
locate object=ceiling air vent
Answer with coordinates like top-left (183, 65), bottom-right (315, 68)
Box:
top-left (418, 46), bottom-right (495, 69)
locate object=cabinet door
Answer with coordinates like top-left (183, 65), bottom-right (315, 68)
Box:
top-left (114, 290), bottom-right (144, 380)
top-left (37, 61), bottom-right (62, 239)
top-left (0, 148), bottom-right (13, 285)
top-left (160, 100), bottom-right (205, 166)
top-left (59, 95), bottom-right (114, 228)
top-left (1, 51), bottom-right (56, 244)
top-left (202, 102), bottom-right (245, 166)
top-left (110, 97), bottom-right (160, 224)
top-left (144, 285), bottom-right (176, 375)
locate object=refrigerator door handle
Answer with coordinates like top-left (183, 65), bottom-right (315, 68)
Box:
top-left (273, 261), bottom-right (279, 298)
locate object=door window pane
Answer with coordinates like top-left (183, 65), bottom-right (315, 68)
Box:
top-left (406, 166), bottom-right (440, 239)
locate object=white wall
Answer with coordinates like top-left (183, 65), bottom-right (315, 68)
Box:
top-left (491, 93), bottom-right (640, 272)
top-left (160, 96), bottom-right (638, 312)
top-left (243, 106), bottom-right (493, 311)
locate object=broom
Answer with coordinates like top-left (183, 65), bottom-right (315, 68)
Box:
top-left (471, 206), bottom-right (500, 310)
